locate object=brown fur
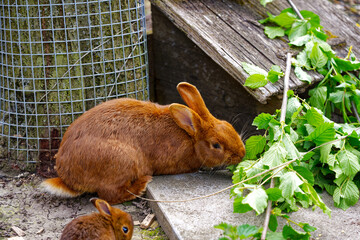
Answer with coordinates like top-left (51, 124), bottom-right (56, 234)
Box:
top-left (42, 82), bottom-right (245, 204)
top-left (60, 198), bottom-right (133, 240)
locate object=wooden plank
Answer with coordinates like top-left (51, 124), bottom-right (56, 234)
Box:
top-left (150, 0), bottom-right (360, 103)
top-left (11, 226), bottom-right (26, 237)
top-left (151, 6), bottom-right (282, 127)
top-left (140, 213), bottom-right (156, 229)
top-left (152, 0), bottom-right (276, 103)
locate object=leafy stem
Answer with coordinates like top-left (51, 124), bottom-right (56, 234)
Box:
top-left (318, 65), bottom-right (334, 87)
top-left (218, 1), bottom-right (360, 239)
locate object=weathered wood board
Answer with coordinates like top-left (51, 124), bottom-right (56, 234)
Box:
top-left (151, 0), bottom-right (360, 104)
top-left (151, 6), bottom-right (282, 129)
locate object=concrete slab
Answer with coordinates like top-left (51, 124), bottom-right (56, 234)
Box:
top-left (146, 171), bottom-right (360, 240)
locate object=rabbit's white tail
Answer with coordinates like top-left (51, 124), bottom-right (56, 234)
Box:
top-left (41, 177), bottom-right (82, 197)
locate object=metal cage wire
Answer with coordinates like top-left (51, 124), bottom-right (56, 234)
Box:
top-left (0, 0), bottom-right (149, 166)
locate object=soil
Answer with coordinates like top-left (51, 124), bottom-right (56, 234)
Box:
top-left (0, 169), bottom-right (168, 240)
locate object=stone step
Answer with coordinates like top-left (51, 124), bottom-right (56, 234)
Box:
top-left (146, 171), bottom-right (360, 240)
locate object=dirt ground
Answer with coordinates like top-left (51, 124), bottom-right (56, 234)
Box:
top-left (0, 169), bottom-right (168, 240)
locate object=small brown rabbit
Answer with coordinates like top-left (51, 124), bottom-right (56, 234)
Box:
top-left (41, 82), bottom-right (245, 204)
top-left (60, 198), bottom-right (133, 240)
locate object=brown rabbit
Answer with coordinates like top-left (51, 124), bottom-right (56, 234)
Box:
top-left (60, 198), bottom-right (133, 240)
top-left (41, 82), bottom-right (245, 204)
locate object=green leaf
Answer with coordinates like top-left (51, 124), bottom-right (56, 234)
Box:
top-left (304, 123), bottom-right (315, 135)
top-left (253, 113), bottom-right (273, 129)
top-left (329, 90), bottom-right (344, 104)
top-left (270, 65), bottom-right (282, 73)
top-left (346, 143), bottom-right (360, 158)
top-left (331, 165), bottom-right (344, 179)
top-left (279, 172), bottom-right (303, 198)
top-left (324, 183), bottom-right (336, 195)
top-left (269, 119), bottom-right (282, 142)
top-left (342, 180), bottom-right (359, 207)
top-left (327, 154), bottom-right (336, 167)
top-left (334, 173), bottom-right (348, 186)
top-left (288, 126), bottom-right (299, 142)
top-left (214, 222), bottom-right (232, 231)
top-left (283, 133), bottom-right (300, 159)
top-left (291, 105), bottom-right (303, 123)
top-left (241, 62), bottom-right (268, 76)
top-left (310, 42), bottom-right (328, 69)
top-left (259, 12), bottom-right (273, 24)
top-left (273, 11), bottom-right (297, 28)
top-left (290, 34), bottom-right (311, 47)
top-left (289, 20), bottom-right (309, 42)
top-left (214, 223), bottom-right (237, 239)
top-left (309, 86), bottom-right (327, 110)
top-left (264, 26), bottom-right (285, 39)
top-left (316, 39), bottom-right (333, 53)
top-left (301, 151), bottom-right (315, 161)
top-left (286, 97), bottom-right (302, 120)
top-left (305, 40), bottom-right (314, 56)
top-left (333, 186), bottom-right (341, 206)
top-left (267, 231), bottom-right (286, 240)
top-left (266, 188), bottom-right (283, 201)
top-left (348, 130), bottom-right (360, 147)
top-left (245, 161), bottom-right (265, 183)
top-left (260, 0), bottom-right (274, 6)
top-left (334, 58), bottom-right (360, 71)
top-left (294, 166), bottom-right (314, 184)
top-left (245, 135), bottom-right (266, 159)
top-left (282, 225), bottom-right (309, 240)
top-left (262, 142), bottom-right (287, 168)
top-left (329, 91), bottom-right (351, 107)
top-left (295, 66), bottom-right (312, 83)
top-left (244, 74), bottom-right (268, 89)
top-left (334, 180), bottom-right (360, 210)
top-left (269, 215), bottom-right (278, 232)
top-left (312, 29), bottom-right (328, 41)
top-left (302, 182), bottom-right (331, 217)
top-left (319, 144), bottom-right (332, 164)
top-left (300, 223), bottom-right (317, 233)
top-left (337, 150), bottom-right (360, 176)
top-left (242, 188), bottom-right (268, 215)
top-left (268, 65), bottom-right (284, 83)
top-left (301, 10), bottom-right (321, 28)
top-left (305, 107), bottom-right (324, 127)
top-left (272, 207), bottom-right (282, 216)
top-left (293, 50), bottom-right (311, 70)
top-left (285, 196), bottom-right (299, 211)
top-left (305, 122), bottom-right (335, 145)
top-left (233, 196), bottom-right (252, 213)
top-left (295, 191), bottom-right (310, 208)
top-left (331, 73), bottom-right (344, 83)
top-left (236, 224), bottom-right (260, 239)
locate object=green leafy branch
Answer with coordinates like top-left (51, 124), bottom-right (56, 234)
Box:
top-left (216, 2), bottom-right (360, 239)
top-left (244, 4), bottom-right (360, 124)
top-left (217, 79), bottom-right (360, 239)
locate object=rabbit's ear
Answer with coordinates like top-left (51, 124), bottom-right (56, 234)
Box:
top-left (93, 199), bottom-right (112, 218)
top-left (176, 82), bottom-right (212, 120)
top-left (169, 104), bottom-right (201, 137)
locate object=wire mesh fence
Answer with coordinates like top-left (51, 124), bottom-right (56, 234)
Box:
top-left (0, 0), bottom-right (149, 170)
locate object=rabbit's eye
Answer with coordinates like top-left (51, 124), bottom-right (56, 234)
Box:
top-left (122, 226), bottom-right (128, 233)
top-left (212, 143), bottom-right (221, 149)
